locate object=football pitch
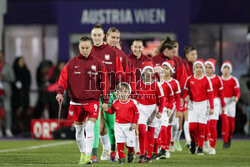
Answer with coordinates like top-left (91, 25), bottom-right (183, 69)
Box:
top-left (0, 139), bottom-right (250, 167)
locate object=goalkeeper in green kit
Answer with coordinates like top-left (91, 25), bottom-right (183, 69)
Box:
top-left (90, 24), bottom-right (124, 163)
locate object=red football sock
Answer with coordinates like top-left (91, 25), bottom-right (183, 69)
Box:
top-left (147, 126), bottom-right (155, 157)
top-left (205, 120), bottom-right (211, 142)
top-left (209, 120), bottom-right (217, 148)
top-left (153, 138), bottom-right (159, 154)
top-left (126, 146), bottom-right (134, 153)
top-left (138, 124), bottom-right (147, 156)
top-left (145, 130), bottom-right (150, 152)
top-left (117, 143), bottom-right (125, 159)
top-left (189, 123), bottom-right (198, 143)
top-left (228, 117), bottom-right (235, 140)
top-left (159, 126), bottom-right (167, 150)
top-left (197, 123), bottom-right (206, 148)
top-left (221, 114), bottom-right (229, 143)
top-left (166, 125), bottom-right (172, 150)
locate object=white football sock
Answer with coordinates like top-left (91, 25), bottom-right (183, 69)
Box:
top-left (85, 121), bottom-right (95, 156)
top-left (175, 130), bottom-right (182, 141)
top-left (184, 121), bottom-right (191, 142)
top-left (74, 125), bottom-right (86, 153)
top-left (100, 134), bottom-right (110, 150)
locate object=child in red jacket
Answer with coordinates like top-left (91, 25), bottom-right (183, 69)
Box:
top-left (103, 82), bottom-right (139, 164)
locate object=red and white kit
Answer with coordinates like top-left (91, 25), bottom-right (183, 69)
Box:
top-left (183, 74), bottom-right (214, 124)
top-left (57, 54), bottom-right (109, 122)
top-left (183, 59), bottom-right (214, 148)
top-left (221, 76), bottom-right (240, 118)
top-left (106, 98), bottom-right (139, 147)
top-left (205, 59), bottom-right (226, 149)
top-left (158, 60), bottom-right (181, 151)
top-left (136, 63), bottom-right (165, 158)
top-left (207, 75), bottom-right (225, 120)
top-left (220, 61), bottom-right (240, 142)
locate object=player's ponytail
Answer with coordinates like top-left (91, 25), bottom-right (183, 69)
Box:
top-left (158, 36), bottom-right (175, 53)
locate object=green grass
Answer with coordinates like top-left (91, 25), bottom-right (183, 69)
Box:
top-left (0, 140), bottom-right (250, 167)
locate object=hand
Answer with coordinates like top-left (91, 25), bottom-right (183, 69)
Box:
top-left (56, 94), bottom-right (63, 104)
top-left (156, 112), bottom-right (162, 119)
top-left (222, 107), bottom-right (226, 114)
top-left (167, 109), bottom-right (173, 117)
top-left (185, 95), bottom-right (190, 103)
top-left (209, 109), bottom-right (214, 115)
top-left (130, 123), bottom-right (137, 130)
top-left (234, 97), bottom-right (239, 103)
top-left (102, 103), bottom-right (109, 112)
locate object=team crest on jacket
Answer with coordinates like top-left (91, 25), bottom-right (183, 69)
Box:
top-left (120, 57), bottom-right (123, 62)
top-left (91, 65), bottom-right (96, 71)
top-left (105, 54), bottom-right (110, 60)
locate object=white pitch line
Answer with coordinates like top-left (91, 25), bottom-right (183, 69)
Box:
top-left (0, 141), bottom-right (74, 153)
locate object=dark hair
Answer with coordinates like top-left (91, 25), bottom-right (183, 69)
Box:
top-left (79, 36), bottom-right (92, 43)
top-left (107, 27), bottom-right (120, 36)
top-left (132, 39), bottom-right (144, 46)
top-left (92, 23), bottom-right (104, 31)
top-left (158, 37), bottom-right (175, 53)
top-left (117, 83), bottom-right (130, 91)
top-left (172, 41), bottom-right (178, 48)
top-left (184, 45), bottom-right (196, 56)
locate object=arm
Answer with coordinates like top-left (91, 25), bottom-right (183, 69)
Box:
top-left (156, 82), bottom-right (165, 113)
top-left (99, 63), bottom-right (110, 104)
top-left (182, 77), bottom-right (190, 100)
top-left (105, 106), bottom-right (115, 114)
top-left (132, 102), bottom-right (140, 124)
top-left (175, 93), bottom-right (181, 112)
top-left (175, 80), bottom-right (182, 112)
top-left (57, 64), bottom-right (68, 95)
top-left (173, 58), bottom-right (188, 96)
top-left (207, 78), bottom-right (214, 110)
top-left (115, 53), bottom-right (125, 83)
top-left (158, 96), bottom-right (165, 113)
top-left (233, 77), bottom-right (241, 100)
top-left (208, 91), bottom-right (214, 110)
top-left (218, 77), bottom-right (225, 108)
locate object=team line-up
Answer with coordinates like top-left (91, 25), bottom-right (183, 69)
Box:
top-left (56, 24), bottom-right (240, 165)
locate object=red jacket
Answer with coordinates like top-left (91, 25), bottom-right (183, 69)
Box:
top-left (107, 99), bottom-right (139, 124)
top-left (91, 44), bottom-right (124, 92)
top-left (112, 47), bottom-right (129, 71)
top-left (171, 57), bottom-right (188, 92)
top-left (184, 60), bottom-right (193, 76)
top-left (57, 54), bottom-right (109, 103)
top-left (152, 53), bottom-right (169, 65)
top-left (127, 53), bottom-right (152, 82)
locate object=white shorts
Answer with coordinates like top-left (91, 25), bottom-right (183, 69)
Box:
top-left (114, 123), bottom-right (135, 147)
top-left (188, 100), bottom-right (209, 124)
top-left (210, 98), bottom-right (222, 120)
top-left (154, 118), bottom-right (162, 138)
top-left (225, 97), bottom-right (236, 117)
top-left (161, 107), bottom-right (170, 127)
top-left (137, 103), bottom-right (158, 127)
